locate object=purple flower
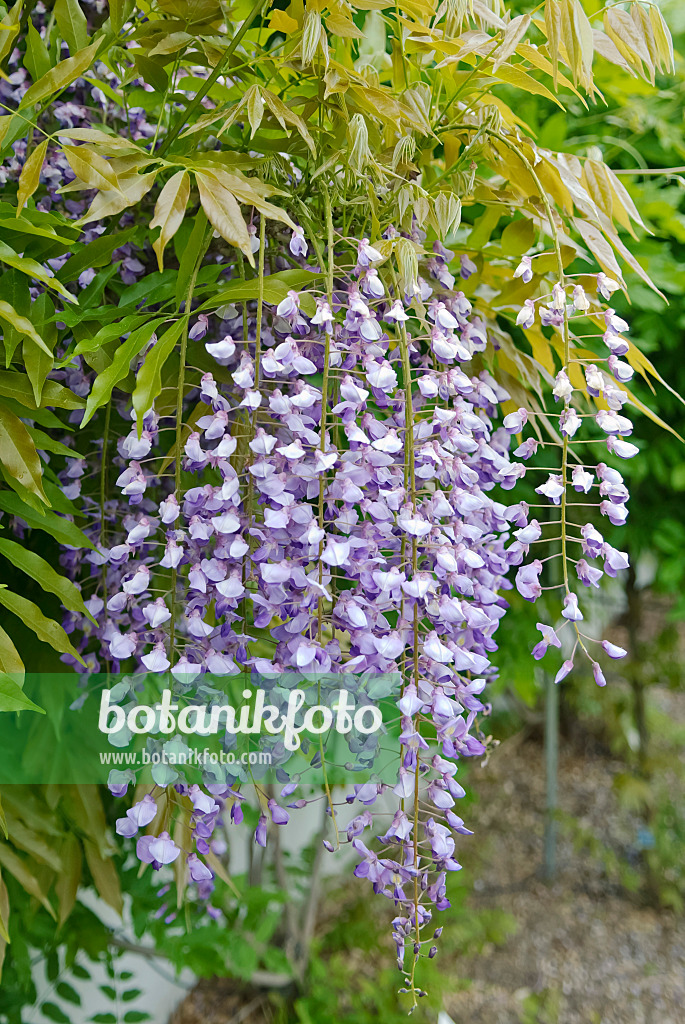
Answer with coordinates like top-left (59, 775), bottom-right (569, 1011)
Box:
top-left (555, 659), bottom-right (574, 684)
top-left (592, 662), bottom-right (607, 687)
top-left (137, 831), bottom-right (180, 866)
top-left (268, 799), bottom-right (290, 825)
top-left (515, 560), bottom-right (543, 602)
top-left (255, 815), bottom-right (268, 847)
top-left (602, 640), bottom-right (627, 659)
top-left (532, 622), bottom-right (561, 660)
top-left (535, 474), bottom-right (564, 505)
top-left (188, 854), bottom-right (214, 882)
top-left (597, 273), bottom-right (620, 300)
top-left (289, 226), bottom-right (308, 257)
top-left (561, 593), bottom-right (583, 621)
top-left (513, 255), bottom-right (533, 283)
top-left (576, 559), bottom-right (603, 588)
top-left (189, 314), bottom-right (210, 340)
top-left (516, 299), bottom-right (535, 328)
top-left (607, 436), bottom-right (639, 459)
top-left (503, 408), bottom-right (527, 433)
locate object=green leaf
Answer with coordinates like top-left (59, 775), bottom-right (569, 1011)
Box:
top-left (40, 1002), bottom-right (71, 1024)
top-left (0, 371), bottom-right (84, 410)
top-left (0, 671), bottom-right (43, 713)
top-left (21, 40), bottom-right (100, 110)
top-left (0, 491), bottom-right (95, 549)
top-left (0, 300), bottom-right (51, 357)
top-left (132, 53), bottom-right (167, 93)
top-left (0, 589), bottom-right (84, 664)
top-left (0, 240), bottom-right (76, 303)
top-left (132, 318), bottom-right (187, 433)
top-left (25, 21), bottom-right (52, 82)
top-left (81, 317), bottom-right (167, 426)
top-left (124, 1013), bottom-right (150, 1023)
top-left (0, 402), bottom-right (48, 503)
top-left (56, 982), bottom-right (82, 1006)
top-left (0, 209), bottom-right (80, 245)
top-left (26, 424), bottom-right (82, 459)
top-left (0, 269), bottom-right (30, 363)
top-left (54, 0), bottom-right (89, 54)
top-left (56, 227), bottom-right (134, 283)
top-left (0, 624), bottom-right (24, 682)
top-left (175, 207), bottom-right (208, 307)
top-left (0, 538), bottom-right (94, 621)
top-left (199, 268), bottom-right (322, 312)
top-left (23, 292), bottom-right (57, 405)
top-left (56, 314), bottom-right (141, 366)
top-left (0, 845), bottom-right (54, 930)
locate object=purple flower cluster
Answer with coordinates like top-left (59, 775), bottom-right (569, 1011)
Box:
top-left (53, 223), bottom-right (535, 960)
top-left (511, 264), bottom-right (632, 682)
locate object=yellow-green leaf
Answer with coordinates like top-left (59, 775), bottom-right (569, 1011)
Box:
top-left (0, 1), bottom-right (21, 65)
top-left (132, 318), bottom-right (187, 433)
top-left (493, 64), bottom-right (564, 108)
top-left (269, 8), bottom-right (298, 33)
top-left (0, 300), bottom-right (51, 356)
top-left (148, 30), bottom-right (194, 56)
top-left (0, 842), bottom-right (54, 918)
top-left (15, 139), bottom-right (47, 215)
top-left (0, 241), bottom-right (76, 303)
top-left (0, 868), bottom-right (9, 976)
top-left (83, 840), bottom-right (123, 915)
top-left (195, 171), bottom-right (254, 264)
top-left (262, 89), bottom-right (316, 155)
top-left (21, 40), bottom-right (99, 110)
top-left (78, 169), bottom-right (157, 225)
top-left (649, 4), bottom-right (675, 74)
top-left (0, 403), bottom-right (48, 503)
top-left (246, 85), bottom-right (264, 138)
top-left (0, 624), bottom-right (23, 685)
top-left (150, 170), bottom-right (189, 271)
top-left (55, 834), bottom-right (81, 927)
top-left (62, 144), bottom-right (121, 193)
top-left (56, 127), bottom-right (139, 150)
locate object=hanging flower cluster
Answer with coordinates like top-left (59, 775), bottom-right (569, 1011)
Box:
top-left (509, 259), bottom-right (632, 685)
top-left (47, 197), bottom-right (637, 994)
top-left (51, 219), bottom-right (540, 978)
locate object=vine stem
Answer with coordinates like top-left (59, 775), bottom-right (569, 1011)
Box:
top-left (167, 228), bottom-right (212, 662)
top-left (393, 265), bottom-right (421, 1008)
top-left (315, 187), bottom-right (340, 850)
top-left (100, 401), bottom-right (112, 661)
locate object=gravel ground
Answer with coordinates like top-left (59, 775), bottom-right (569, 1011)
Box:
top-left (172, 727), bottom-right (685, 1024)
top-left (443, 732), bottom-right (685, 1024)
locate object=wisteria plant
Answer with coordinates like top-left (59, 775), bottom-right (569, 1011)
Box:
top-left (0, 0), bottom-right (678, 1009)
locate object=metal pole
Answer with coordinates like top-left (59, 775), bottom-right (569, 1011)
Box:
top-left (543, 667), bottom-right (558, 881)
